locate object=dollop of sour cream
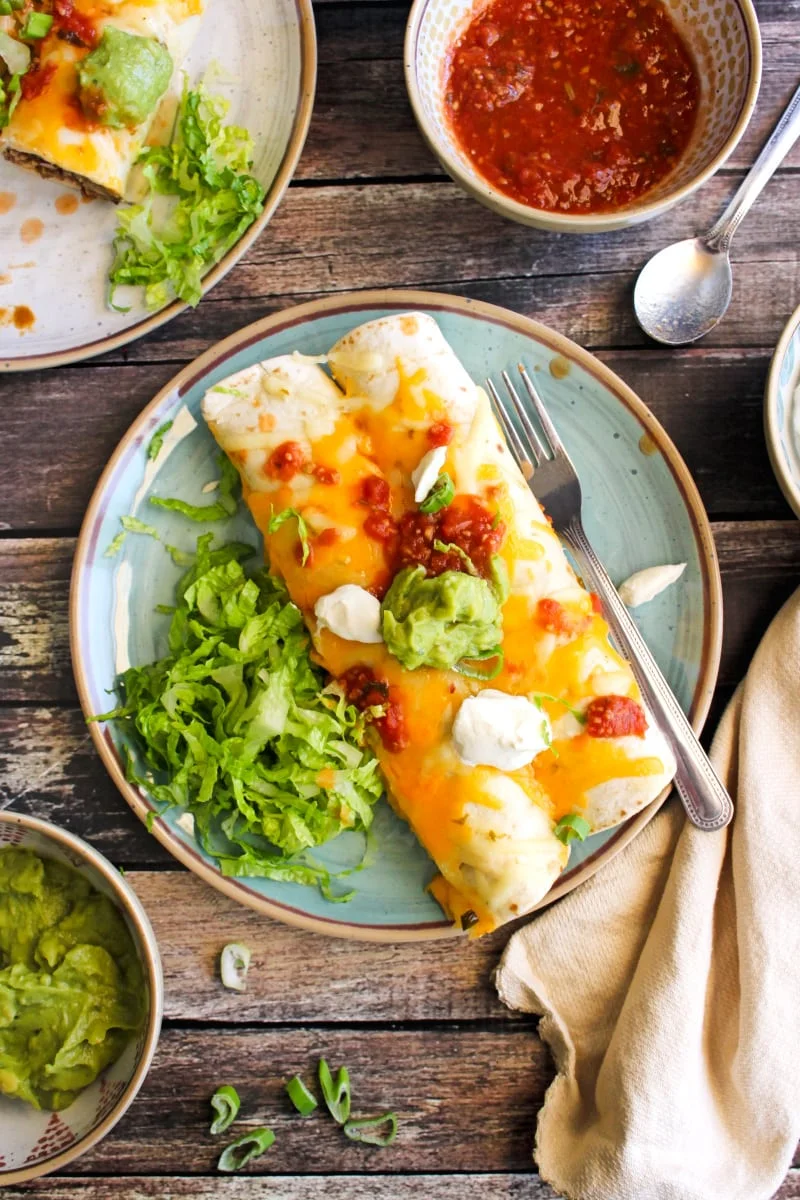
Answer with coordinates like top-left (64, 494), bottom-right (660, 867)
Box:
top-left (618, 563), bottom-right (686, 608)
top-left (452, 690), bottom-right (552, 770)
top-left (314, 585), bottom-right (383, 644)
top-left (411, 446), bottom-right (448, 503)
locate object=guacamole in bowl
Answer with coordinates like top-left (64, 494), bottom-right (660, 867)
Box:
top-left (0, 813), bottom-right (162, 1186)
top-left (0, 848), bottom-right (146, 1111)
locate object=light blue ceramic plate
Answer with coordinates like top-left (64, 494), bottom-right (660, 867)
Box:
top-left (765, 305), bottom-right (800, 522)
top-left (72, 291), bottom-right (722, 941)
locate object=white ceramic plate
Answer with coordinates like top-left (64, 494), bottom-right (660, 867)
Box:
top-left (0, 0), bottom-right (315, 372)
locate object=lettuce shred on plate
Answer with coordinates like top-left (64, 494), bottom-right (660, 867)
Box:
top-left (94, 534), bottom-right (383, 896)
top-left (108, 80), bottom-right (266, 311)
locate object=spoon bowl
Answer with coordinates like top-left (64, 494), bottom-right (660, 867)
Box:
top-left (634, 239), bottom-right (733, 347)
top-left (634, 81), bottom-right (800, 346)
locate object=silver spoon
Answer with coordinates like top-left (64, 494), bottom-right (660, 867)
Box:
top-left (634, 82), bottom-right (800, 346)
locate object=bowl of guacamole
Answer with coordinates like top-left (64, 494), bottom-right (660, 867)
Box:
top-left (0, 813), bottom-right (163, 1185)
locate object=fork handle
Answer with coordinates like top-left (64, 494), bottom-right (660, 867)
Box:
top-left (565, 520), bottom-right (733, 832)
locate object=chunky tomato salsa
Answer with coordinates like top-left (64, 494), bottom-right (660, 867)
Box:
top-left (445, 0), bottom-right (700, 214)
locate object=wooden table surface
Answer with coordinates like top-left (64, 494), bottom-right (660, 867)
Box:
top-left (3, 0), bottom-right (800, 1196)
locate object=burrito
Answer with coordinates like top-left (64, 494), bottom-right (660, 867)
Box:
top-left (0, 0), bottom-right (203, 201)
top-left (202, 314), bottom-right (677, 935)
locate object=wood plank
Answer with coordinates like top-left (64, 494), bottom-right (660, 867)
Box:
top-left (180, 175), bottom-right (800, 306)
top-left (60, 1027), bottom-right (550, 1174)
top-left (4, 168), bottom-right (798, 380)
top-left (134, 871), bottom-right (509, 1023)
top-left (5, 1176), bottom-right (559, 1199)
top-left (0, 706), bottom-right (162, 865)
top-left (304, 3), bottom-right (799, 181)
top-left (0, 347), bottom-right (792, 532)
top-left (8, 1175), bottom-right (800, 1200)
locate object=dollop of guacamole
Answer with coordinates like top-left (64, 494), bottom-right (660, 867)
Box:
top-left (381, 563), bottom-right (507, 671)
top-left (0, 848), bottom-right (145, 1112)
top-left (77, 28), bottom-right (173, 129)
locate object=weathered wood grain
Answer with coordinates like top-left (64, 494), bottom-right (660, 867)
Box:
top-left (5, 1177), bottom-right (560, 1199)
top-left (4, 1176), bottom-right (560, 1199)
top-left (9, 1175), bottom-right (800, 1200)
top-left (0, 348), bottom-right (792, 532)
top-left (135, 871), bottom-right (509, 1022)
top-left (3, 173), bottom-right (798, 385)
top-left (10, 1173), bottom-right (800, 1199)
top-left (55, 1027), bottom-right (549, 1174)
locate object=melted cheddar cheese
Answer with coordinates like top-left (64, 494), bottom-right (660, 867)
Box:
top-left (203, 318), bottom-right (676, 935)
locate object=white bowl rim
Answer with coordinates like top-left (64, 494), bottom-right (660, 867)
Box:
top-left (404, 0), bottom-right (763, 233)
top-left (0, 810), bottom-right (164, 1186)
top-left (765, 303), bottom-right (800, 521)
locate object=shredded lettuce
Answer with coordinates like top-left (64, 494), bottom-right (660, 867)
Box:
top-left (93, 534), bottom-right (383, 895)
top-left (108, 80), bottom-right (266, 311)
top-left (150, 453), bottom-right (240, 522)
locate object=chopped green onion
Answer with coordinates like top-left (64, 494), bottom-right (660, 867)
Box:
top-left (121, 515), bottom-right (159, 539)
top-left (269, 506), bottom-right (311, 565)
top-left (419, 472), bottom-right (454, 514)
top-left (21, 11), bottom-right (52, 38)
top-left (343, 1112), bottom-right (398, 1147)
top-left (318, 1059), bottom-right (351, 1125)
top-left (285, 1075), bottom-right (318, 1116)
top-left (148, 419), bottom-right (174, 460)
top-left (217, 1127), bottom-right (275, 1172)
top-left (554, 813), bottom-right (591, 845)
top-left (432, 539), bottom-right (477, 576)
top-left (454, 646), bottom-right (504, 681)
top-left (220, 943), bottom-right (251, 992)
top-left (209, 1085), bottom-right (240, 1135)
top-left (104, 531), bottom-right (127, 558)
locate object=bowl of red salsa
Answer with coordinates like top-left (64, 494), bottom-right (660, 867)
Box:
top-left (405, 0), bottom-right (761, 232)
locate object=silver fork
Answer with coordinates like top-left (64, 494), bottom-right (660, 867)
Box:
top-left (487, 365), bottom-right (733, 832)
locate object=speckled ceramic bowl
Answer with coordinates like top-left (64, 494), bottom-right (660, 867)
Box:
top-left (765, 305), bottom-right (800, 521)
top-left (405, 0), bottom-right (762, 233)
top-left (0, 812), bottom-right (163, 1185)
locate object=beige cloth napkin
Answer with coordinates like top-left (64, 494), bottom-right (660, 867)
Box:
top-left (496, 589), bottom-right (800, 1200)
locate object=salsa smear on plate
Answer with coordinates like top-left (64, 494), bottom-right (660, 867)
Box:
top-left (444, 0), bottom-right (700, 214)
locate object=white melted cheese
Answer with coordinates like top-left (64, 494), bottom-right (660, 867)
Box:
top-left (452, 690), bottom-right (552, 771)
top-left (618, 563), bottom-right (686, 608)
top-left (411, 446), bottom-right (447, 503)
top-left (314, 585), bottom-right (383, 644)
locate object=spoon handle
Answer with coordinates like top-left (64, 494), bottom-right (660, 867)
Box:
top-left (705, 81), bottom-right (800, 252)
